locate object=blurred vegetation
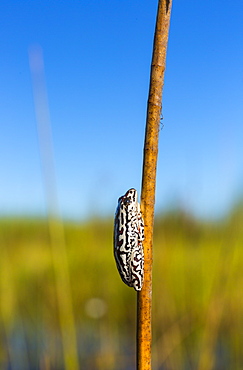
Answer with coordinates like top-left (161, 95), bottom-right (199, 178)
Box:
top-left (0, 204), bottom-right (243, 369)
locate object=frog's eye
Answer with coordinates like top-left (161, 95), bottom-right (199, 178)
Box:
top-left (124, 197), bottom-right (131, 206)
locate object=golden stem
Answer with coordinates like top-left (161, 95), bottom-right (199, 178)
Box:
top-left (137, 1), bottom-right (172, 369)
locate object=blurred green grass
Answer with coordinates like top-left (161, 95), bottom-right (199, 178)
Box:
top-left (0, 205), bottom-right (243, 369)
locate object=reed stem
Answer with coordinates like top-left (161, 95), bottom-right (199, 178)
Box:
top-left (137, 1), bottom-right (172, 368)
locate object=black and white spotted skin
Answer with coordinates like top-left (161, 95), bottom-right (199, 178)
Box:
top-left (113, 188), bottom-right (144, 291)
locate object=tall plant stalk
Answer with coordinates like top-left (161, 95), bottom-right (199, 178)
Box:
top-left (29, 46), bottom-right (79, 370)
top-left (137, 1), bottom-right (172, 369)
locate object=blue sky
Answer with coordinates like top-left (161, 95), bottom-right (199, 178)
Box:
top-left (1, 0), bottom-right (243, 220)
